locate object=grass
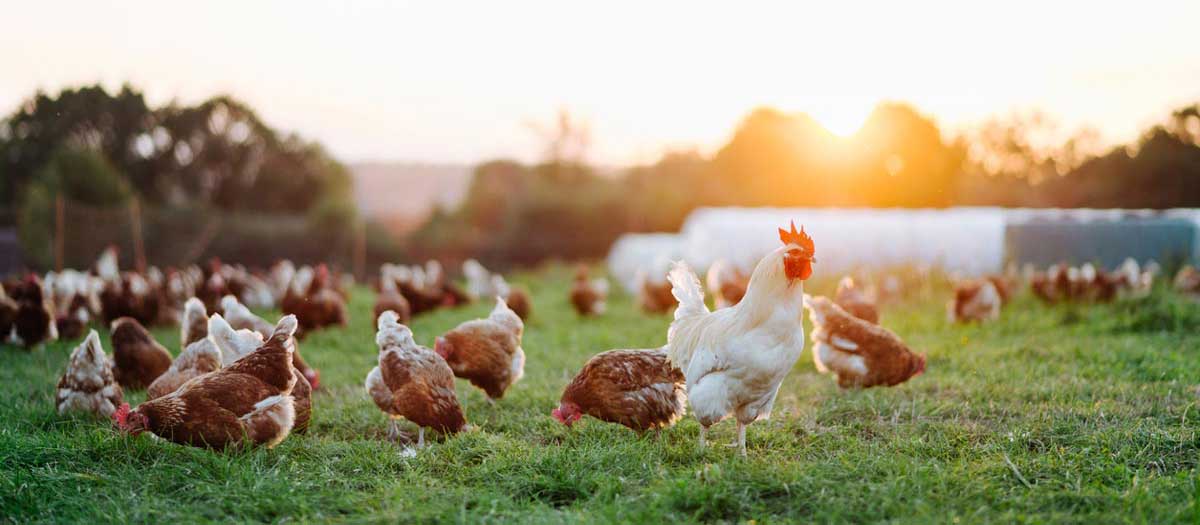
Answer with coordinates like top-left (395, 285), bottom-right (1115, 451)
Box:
top-left (2, 265), bottom-right (1199, 523)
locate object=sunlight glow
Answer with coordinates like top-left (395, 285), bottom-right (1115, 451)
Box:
top-left (810, 105), bottom-right (874, 137)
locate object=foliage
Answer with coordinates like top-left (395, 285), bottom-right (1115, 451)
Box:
top-left (0, 85), bottom-right (354, 214)
top-left (1, 268), bottom-right (1197, 522)
top-left (16, 148), bottom-right (133, 267)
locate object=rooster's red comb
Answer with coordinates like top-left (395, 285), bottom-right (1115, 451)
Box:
top-left (778, 221), bottom-right (815, 255)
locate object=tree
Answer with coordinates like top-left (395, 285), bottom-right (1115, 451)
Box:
top-left (17, 147), bottom-right (133, 267)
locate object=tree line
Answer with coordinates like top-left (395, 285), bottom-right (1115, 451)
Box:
top-left (4, 83), bottom-right (1198, 269)
top-left (410, 102), bottom-right (1200, 268)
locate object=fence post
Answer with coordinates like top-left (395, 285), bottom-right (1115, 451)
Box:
top-left (130, 198), bottom-right (146, 274)
top-left (54, 194), bottom-right (64, 272)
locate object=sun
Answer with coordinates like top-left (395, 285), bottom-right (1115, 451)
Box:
top-left (810, 105), bottom-right (874, 137)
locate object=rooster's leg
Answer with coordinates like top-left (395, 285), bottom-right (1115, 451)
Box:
top-left (698, 425), bottom-right (708, 451)
top-left (386, 419), bottom-right (399, 441)
top-left (417, 427), bottom-right (425, 448)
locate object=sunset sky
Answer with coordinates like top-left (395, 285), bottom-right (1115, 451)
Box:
top-left (4, 1), bottom-right (1198, 165)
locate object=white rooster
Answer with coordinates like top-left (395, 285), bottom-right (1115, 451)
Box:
top-left (666, 222), bottom-right (815, 456)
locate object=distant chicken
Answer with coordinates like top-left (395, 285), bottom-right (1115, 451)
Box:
top-left (115, 316), bottom-right (300, 449)
top-left (553, 348), bottom-right (686, 433)
top-left (195, 264), bottom-right (230, 314)
top-left (435, 297), bottom-right (526, 400)
top-left (54, 294), bottom-right (91, 341)
top-left (221, 295), bottom-right (319, 389)
top-left (282, 265), bottom-right (348, 338)
top-left (366, 310), bottom-right (466, 446)
top-left (1115, 258), bottom-right (1154, 299)
top-left (492, 276), bottom-right (532, 321)
top-left (636, 262), bottom-right (678, 315)
top-left (268, 260), bottom-right (296, 304)
top-left (146, 337), bottom-right (222, 400)
top-left (805, 295), bottom-right (926, 389)
top-left (463, 259), bottom-right (500, 300)
top-left (1031, 263), bottom-right (1071, 304)
top-left (0, 284), bottom-right (16, 342)
top-left (705, 259), bottom-right (749, 309)
top-left (180, 298), bottom-right (208, 349)
top-left (569, 266), bottom-right (609, 316)
top-left (10, 274), bottom-right (58, 348)
top-left (948, 279), bottom-right (1002, 323)
top-left (373, 268), bottom-right (413, 324)
top-left (985, 274), bottom-right (1019, 305)
top-left (1175, 265), bottom-right (1200, 298)
top-left (833, 276), bottom-right (879, 324)
top-left (221, 295), bottom-right (274, 337)
top-left (56, 330), bottom-right (123, 418)
top-left (45, 271), bottom-right (95, 340)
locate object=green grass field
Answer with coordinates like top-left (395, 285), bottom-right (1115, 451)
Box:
top-left (2, 266), bottom-right (1199, 523)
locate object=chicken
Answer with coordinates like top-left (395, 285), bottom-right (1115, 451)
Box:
top-left (0, 283), bottom-right (16, 342)
top-left (390, 265), bottom-right (445, 317)
top-left (99, 271), bottom-right (164, 327)
top-left (492, 276), bottom-right (532, 321)
top-left (180, 297), bottom-right (208, 349)
top-left (805, 295), bottom-right (926, 389)
top-left (569, 265), bottom-right (609, 316)
top-left (373, 268), bottom-right (413, 324)
top-left (948, 279), bottom-right (1002, 323)
top-left (366, 310), bottom-right (466, 447)
top-left (45, 271), bottom-right (94, 340)
top-left (110, 317), bottom-right (173, 390)
top-left (92, 245), bottom-right (119, 280)
top-left (833, 276), bottom-right (879, 324)
top-left (288, 363), bottom-right (314, 434)
top-left (55, 293), bottom-right (92, 341)
top-left (207, 311), bottom-right (312, 429)
top-left (282, 265), bottom-right (348, 338)
top-left (665, 221), bottom-right (815, 455)
top-left (56, 330), bottom-right (123, 417)
top-left (434, 297), bottom-right (525, 401)
top-left (553, 348), bottom-right (686, 433)
top-left (10, 274), bottom-right (58, 348)
top-left (114, 315), bottom-right (300, 449)
top-left (1173, 265), bottom-right (1200, 298)
top-left (1031, 263), bottom-right (1071, 304)
top-left (146, 337), bottom-right (222, 399)
top-left (706, 259), bottom-right (749, 309)
top-left (636, 261), bottom-right (678, 314)
top-left (463, 259), bottom-right (499, 299)
top-left (1115, 258), bottom-right (1154, 299)
top-left (221, 295), bottom-right (320, 390)
top-left (221, 295), bottom-right (273, 337)
top-left (208, 313), bottom-right (265, 366)
top-left (985, 274), bottom-right (1019, 305)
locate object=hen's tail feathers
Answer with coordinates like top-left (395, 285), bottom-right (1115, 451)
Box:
top-left (667, 261), bottom-right (708, 322)
top-left (240, 394), bottom-right (295, 448)
top-left (375, 310), bottom-right (413, 350)
top-left (271, 315), bottom-right (299, 345)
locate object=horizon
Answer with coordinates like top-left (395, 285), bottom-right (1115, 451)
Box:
top-left (5, 1), bottom-right (1199, 166)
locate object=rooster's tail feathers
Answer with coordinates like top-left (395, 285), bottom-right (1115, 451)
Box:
top-left (667, 261), bottom-right (708, 321)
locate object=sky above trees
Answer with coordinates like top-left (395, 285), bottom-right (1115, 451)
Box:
top-left (4, 1), bottom-right (1199, 165)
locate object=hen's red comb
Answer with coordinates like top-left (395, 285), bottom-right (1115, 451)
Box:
top-left (778, 221), bottom-right (815, 255)
top-left (113, 403), bottom-right (131, 428)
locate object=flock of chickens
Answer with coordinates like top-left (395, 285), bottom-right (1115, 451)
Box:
top-left (7, 223), bottom-right (1200, 456)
